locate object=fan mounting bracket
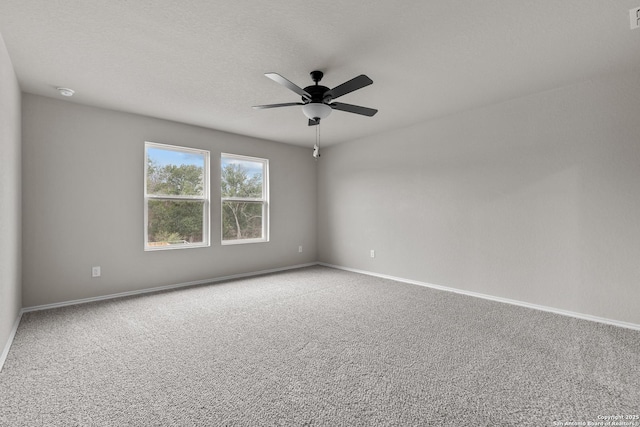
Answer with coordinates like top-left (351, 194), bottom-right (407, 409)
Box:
top-left (310, 70), bottom-right (324, 84)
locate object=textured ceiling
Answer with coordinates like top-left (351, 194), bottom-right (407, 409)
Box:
top-left (1, 1), bottom-right (639, 147)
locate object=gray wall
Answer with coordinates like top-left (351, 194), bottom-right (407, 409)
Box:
top-left (0, 34), bottom-right (21, 351)
top-left (318, 69), bottom-right (640, 325)
top-left (22, 94), bottom-right (317, 307)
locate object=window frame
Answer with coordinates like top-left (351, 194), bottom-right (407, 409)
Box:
top-left (220, 153), bottom-right (270, 245)
top-left (144, 141), bottom-right (211, 251)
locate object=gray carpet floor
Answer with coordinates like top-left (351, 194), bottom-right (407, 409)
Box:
top-left (1, 266), bottom-right (639, 426)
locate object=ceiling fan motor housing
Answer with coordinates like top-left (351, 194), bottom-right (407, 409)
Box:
top-left (302, 84), bottom-right (331, 102)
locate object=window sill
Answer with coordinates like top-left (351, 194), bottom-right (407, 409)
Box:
top-left (221, 238), bottom-right (269, 246)
top-left (145, 243), bottom-right (210, 251)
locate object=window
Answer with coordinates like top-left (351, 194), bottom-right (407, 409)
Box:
top-left (144, 142), bottom-right (210, 250)
top-left (221, 153), bottom-right (269, 244)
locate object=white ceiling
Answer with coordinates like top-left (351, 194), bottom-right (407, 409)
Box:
top-left (1, 1), bottom-right (639, 147)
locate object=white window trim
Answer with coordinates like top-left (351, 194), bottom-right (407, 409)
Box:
top-left (144, 141), bottom-right (211, 251)
top-left (221, 153), bottom-right (269, 245)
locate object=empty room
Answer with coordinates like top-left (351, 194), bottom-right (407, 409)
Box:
top-left (1, 1), bottom-right (639, 425)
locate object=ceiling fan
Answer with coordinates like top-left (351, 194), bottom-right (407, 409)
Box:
top-left (253, 70), bottom-right (378, 126)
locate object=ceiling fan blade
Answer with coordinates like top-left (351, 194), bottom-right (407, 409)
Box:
top-left (328, 75), bottom-right (373, 100)
top-left (265, 73), bottom-right (311, 100)
top-left (252, 102), bottom-right (304, 109)
top-left (330, 102), bottom-right (378, 117)
top-left (308, 119), bottom-right (319, 126)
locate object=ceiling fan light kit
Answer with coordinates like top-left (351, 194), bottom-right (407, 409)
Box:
top-left (302, 102), bottom-right (332, 121)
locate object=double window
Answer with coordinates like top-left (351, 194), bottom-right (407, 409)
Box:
top-left (221, 153), bottom-right (269, 244)
top-left (144, 143), bottom-right (269, 250)
top-left (144, 142), bottom-right (210, 250)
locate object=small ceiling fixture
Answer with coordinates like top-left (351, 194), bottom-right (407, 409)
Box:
top-left (57, 87), bottom-right (75, 97)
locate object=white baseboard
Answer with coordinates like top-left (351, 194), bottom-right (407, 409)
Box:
top-left (23, 262), bottom-right (319, 314)
top-left (0, 311), bottom-right (23, 372)
top-left (319, 262), bottom-right (640, 332)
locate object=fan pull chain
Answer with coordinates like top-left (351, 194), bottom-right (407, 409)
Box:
top-left (313, 122), bottom-right (321, 160)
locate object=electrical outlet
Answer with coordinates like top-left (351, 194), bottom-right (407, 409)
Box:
top-left (370, 250), bottom-right (375, 258)
top-left (91, 266), bottom-right (101, 278)
top-left (298, 245), bottom-right (303, 253)
top-left (631, 7), bottom-right (640, 29)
